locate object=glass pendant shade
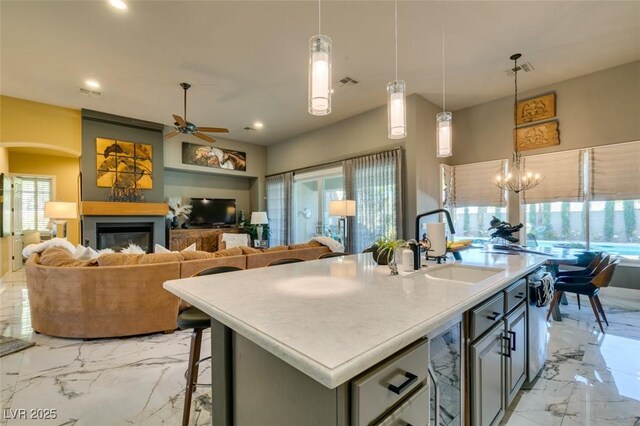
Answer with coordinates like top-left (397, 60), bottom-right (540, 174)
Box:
top-left (308, 35), bottom-right (332, 116)
top-left (387, 80), bottom-right (406, 139)
top-left (436, 111), bottom-right (453, 157)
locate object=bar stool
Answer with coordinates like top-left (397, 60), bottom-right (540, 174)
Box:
top-left (318, 252), bottom-right (348, 259)
top-left (178, 265), bottom-right (242, 426)
top-left (547, 259), bottom-right (619, 333)
top-left (267, 257), bottom-right (305, 266)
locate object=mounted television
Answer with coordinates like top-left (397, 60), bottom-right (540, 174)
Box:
top-left (190, 198), bottom-right (236, 226)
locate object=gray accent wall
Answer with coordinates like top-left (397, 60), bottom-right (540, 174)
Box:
top-left (81, 109), bottom-right (165, 202)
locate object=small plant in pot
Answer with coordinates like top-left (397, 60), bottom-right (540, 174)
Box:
top-left (370, 236), bottom-right (406, 266)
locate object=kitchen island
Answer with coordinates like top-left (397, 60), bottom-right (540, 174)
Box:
top-left (164, 250), bottom-right (548, 425)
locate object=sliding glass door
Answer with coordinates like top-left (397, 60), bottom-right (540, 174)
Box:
top-left (292, 167), bottom-right (343, 244)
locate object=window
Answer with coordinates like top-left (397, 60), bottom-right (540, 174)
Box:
top-left (291, 167), bottom-right (344, 244)
top-left (442, 161), bottom-right (507, 242)
top-left (589, 200), bottom-right (640, 258)
top-left (19, 177), bottom-right (52, 232)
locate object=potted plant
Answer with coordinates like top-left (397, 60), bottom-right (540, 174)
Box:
top-left (370, 236), bottom-right (406, 266)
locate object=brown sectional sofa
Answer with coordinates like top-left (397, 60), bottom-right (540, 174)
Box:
top-left (25, 244), bottom-right (330, 339)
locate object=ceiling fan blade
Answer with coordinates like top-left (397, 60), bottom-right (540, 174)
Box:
top-left (163, 130), bottom-right (180, 139)
top-left (194, 132), bottom-right (216, 143)
top-left (197, 127), bottom-right (229, 133)
top-left (173, 114), bottom-right (187, 127)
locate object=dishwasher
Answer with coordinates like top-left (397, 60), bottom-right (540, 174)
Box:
top-left (526, 267), bottom-right (551, 384)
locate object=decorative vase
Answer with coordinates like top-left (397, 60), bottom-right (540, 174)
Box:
top-left (388, 252), bottom-right (398, 275)
top-left (170, 217), bottom-right (179, 229)
top-left (371, 245), bottom-right (389, 265)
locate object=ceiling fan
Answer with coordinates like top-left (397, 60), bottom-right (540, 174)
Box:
top-left (164, 82), bottom-right (229, 143)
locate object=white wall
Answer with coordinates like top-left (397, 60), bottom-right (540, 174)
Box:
top-left (268, 94), bottom-right (445, 239)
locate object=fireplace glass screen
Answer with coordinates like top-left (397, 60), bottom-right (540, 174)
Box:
top-left (96, 222), bottom-right (153, 253)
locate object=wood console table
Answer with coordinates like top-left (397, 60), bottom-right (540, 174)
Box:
top-left (169, 227), bottom-right (241, 252)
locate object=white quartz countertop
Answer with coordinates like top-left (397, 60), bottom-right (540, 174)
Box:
top-left (164, 249), bottom-right (547, 388)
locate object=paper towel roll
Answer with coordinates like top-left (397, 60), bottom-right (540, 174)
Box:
top-left (427, 222), bottom-right (446, 257)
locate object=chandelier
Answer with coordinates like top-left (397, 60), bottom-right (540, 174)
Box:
top-left (492, 53), bottom-right (543, 193)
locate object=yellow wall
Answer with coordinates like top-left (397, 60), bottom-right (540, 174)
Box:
top-left (0, 95), bottom-right (81, 156)
top-left (0, 147), bottom-right (9, 277)
top-left (9, 152), bottom-right (80, 245)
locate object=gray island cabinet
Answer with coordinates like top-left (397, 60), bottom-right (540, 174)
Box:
top-left (164, 251), bottom-right (547, 425)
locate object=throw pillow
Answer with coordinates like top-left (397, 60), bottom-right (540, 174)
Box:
top-left (154, 243), bottom-right (196, 253)
top-left (22, 237), bottom-right (76, 258)
top-left (72, 244), bottom-right (99, 260)
top-left (288, 243), bottom-right (314, 250)
top-left (121, 243), bottom-right (145, 254)
top-left (39, 247), bottom-right (96, 267)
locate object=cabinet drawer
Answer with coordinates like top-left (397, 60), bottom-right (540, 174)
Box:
top-left (375, 384), bottom-right (429, 426)
top-left (470, 293), bottom-right (505, 341)
top-left (352, 338), bottom-right (429, 426)
top-left (504, 279), bottom-right (526, 313)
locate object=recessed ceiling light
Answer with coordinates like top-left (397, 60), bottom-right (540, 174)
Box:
top-left (109, 0), bottom-right (127, 10)
top-left (253, 121), bottom-right (264, 129)
top-left (85, 79), bottom-right (100, 88)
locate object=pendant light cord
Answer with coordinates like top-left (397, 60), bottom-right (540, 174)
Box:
top-left (514, 55), bottom-right (519, 157)
top-left (394, 0), bottom-right (398, 82)
top-left (318, 0), bottom-right (321, 35)
top-left (183, 86), bottom-right (187, 122)
top-left (441, 9), bottom-right (445, 113)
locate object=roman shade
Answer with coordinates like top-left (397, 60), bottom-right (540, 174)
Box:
top-left (522, 150), bottom-right (584, 204)
top-left (443, 160), bottom-right (506, 208)
top-left (590, 141), bottom-right (640, 201)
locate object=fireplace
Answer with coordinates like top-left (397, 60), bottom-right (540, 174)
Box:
top-left (96, 222), bottom-right (154, 252)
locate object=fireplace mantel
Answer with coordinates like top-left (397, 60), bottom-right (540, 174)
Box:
top-left (81, 201), bottom-right (168, 217)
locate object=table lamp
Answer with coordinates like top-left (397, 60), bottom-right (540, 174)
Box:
top-left (44, 201), bottom-right (77, 238)
top-left (251, 211), bottom-right (269, 241)
top-left (329, 200), bottom-right (356, 245)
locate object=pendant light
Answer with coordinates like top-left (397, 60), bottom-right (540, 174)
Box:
top-left (436, 14), bottom-right (452, 157)
top-left (387, 0), bottom-right (406, 139)
top-left (492, 53), bottom-right (543, 193)
top-left (308, 0), bottom-right (332, 116)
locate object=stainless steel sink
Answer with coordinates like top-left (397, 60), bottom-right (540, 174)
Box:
top-left (423, 264), bottom-right (504, 285)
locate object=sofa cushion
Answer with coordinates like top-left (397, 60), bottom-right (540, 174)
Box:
top-left (97, 253), bottom-right (144, 266)
top-left (288, 241), bottom-right (323, 250)
top-left (40, 247), bottom-right (96, 267)
top-left (240, 246), bottom-right (263, 254)
top-left (214, 247), bottom-right (243, 257)
top-left (180, 251), bottom-right (216, 261)
top-left (265, 245), bottom-right (289, 252)
top-left (138, 252), bottom-right (184, 264)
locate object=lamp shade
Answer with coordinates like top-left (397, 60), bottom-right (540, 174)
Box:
top-left (44, 202), bottom-right (77, 219)
top-left (329, 200), bottom-right (356, 217)
top-left (250, 211), bottom-right (269, 225)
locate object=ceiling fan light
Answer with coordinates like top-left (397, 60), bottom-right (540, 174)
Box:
top-left (308, 35), bottom-right (332, 116)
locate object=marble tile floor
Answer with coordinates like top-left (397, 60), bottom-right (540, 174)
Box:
top-left (1, 270), bottom-right (639, 425)
top-left (502, 287), bottom-right (640, 426)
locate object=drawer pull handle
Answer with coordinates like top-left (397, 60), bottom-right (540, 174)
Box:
top-left (388, 372), bottom-right (418, 395)
top-left (514, 292), bottom-right (525, 299)
top-left (487, 312), bottom-right (503, 321)
top-left (502, 334), bottom-right (511, 358)
top-left (509, 330), bottom-right (516, 351)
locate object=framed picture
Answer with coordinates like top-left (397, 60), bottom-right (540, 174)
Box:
top-left (182, 142), bottom-right (247, 171)
top-left (516, 93), bottom-right (556, 125)
top-left (96, 138), bottom-right (153, 189)
top-left (516, 121), bottom-right (560, 151)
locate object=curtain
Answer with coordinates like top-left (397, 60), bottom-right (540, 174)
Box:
top-left (443, 160), bottom-right (506, 208)
top-left (590, 141), bottom-right (640, 201)
top-left (266, 172), bottom-right (293, 246)
top-left (522, 150), bottom-right (584, 204)
top-left (344, 148), bottom-right (403, 253)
